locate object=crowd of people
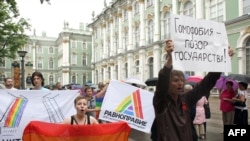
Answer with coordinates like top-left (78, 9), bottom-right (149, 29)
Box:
top-left (0, 39), bottom-right (248, 141)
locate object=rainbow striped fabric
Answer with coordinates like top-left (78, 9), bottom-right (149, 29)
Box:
top-left (4, 98), bottom-right (28, 127)
top-left (22, 121), bottom-right (131, 141)
top-left (115, 89), bottom-right (143, 119)
top-left (95, 97), bottom-right (104, 119)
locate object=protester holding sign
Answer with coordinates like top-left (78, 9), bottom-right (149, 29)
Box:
top-left (153, 40), bottom-right (233, 141)
top-left (63, 95), bottom-right (99, 125)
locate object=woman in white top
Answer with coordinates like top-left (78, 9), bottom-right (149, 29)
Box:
top-left (232, 81), bottom-right (248, 125)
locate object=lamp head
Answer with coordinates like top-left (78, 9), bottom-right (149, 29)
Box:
top-left (17, 51), bottom-right (27, 58)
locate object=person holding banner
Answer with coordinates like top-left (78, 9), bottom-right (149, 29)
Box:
top-left (63, 95), bottom-right (99, 125)
top-left (153, 40), bottom-right (234, 141)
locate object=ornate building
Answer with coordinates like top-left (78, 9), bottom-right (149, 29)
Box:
top-left (0, 22), bottom-right (93, 88)
top-left (88, 0), bottom-right (250, 85)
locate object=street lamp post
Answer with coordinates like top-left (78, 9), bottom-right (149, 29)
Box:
top-left (17, 51), bottom-right (27, 89)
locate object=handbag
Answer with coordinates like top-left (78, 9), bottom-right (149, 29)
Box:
top-left (233, 95), bottom-right (246, 107)
top-left (204, 103), bottom-right (211, 119)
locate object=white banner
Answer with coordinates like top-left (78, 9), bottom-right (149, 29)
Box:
top-left (99, 80), bottom-right (155, 133)
top-left (0, 90), bottom-right (79, 141)
top-left (170, 13), bottom-right (231, 72)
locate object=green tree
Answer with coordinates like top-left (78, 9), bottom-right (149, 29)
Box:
top-left (0, 0), bottom-right (30, 59)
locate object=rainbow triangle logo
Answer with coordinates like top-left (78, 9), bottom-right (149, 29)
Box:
top-left (115, 89), bottom-right (143, 119)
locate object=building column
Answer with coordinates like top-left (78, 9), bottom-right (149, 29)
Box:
top-left (172, 0), bottom-right (177, 14)
top-left (154, 0), bottom-right (160, 41)
top-left (127, 53), bottom-right (133, 77)
top-left (127, 4), bottom-right (133, 51)
top-left (110, 16), bottom-right (114, 56)
top-left (118, 8), bottom-right (123, 54)
top-left (139, 0), bottom-right (146, 46)
top-left (102, 21), bottom-right (107, 58)
top-left (196, 0), bottom-right (204, 19)
top-left (139, 49), bottom-right (146, 81)
top-left (117, 56), bottom-right (123, 80)
top-left (153, 45), bottom-right (161, 77)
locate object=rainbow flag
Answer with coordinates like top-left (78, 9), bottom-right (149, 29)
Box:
top-left (4, 98), bottom-right (28, 127)
top-left (22, 121), bottom-right (131, 141)
top-left (95, 97), bottom-right (104, 119)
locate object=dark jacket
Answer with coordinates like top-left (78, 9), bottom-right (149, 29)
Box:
top-left (153, 66), bottom-right (220, 141)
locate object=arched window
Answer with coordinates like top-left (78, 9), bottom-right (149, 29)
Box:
top-left (49, 59), bottom-right (53, 69)
top-left (148, 20), bottom-right (154, 44)
top-left (183, 1), bottom-right (194, 17)
top-left (49, 47), bottom-right (53, 54)
top-left (163, 12), bottom-right (170, 39)
top-left (148, 57), bottom-right (154, 78)
top-left (124, 32), bottom-right (128, 51)
top-left (115, 65), bottom-right (118, 80)
top-left (108, 67), bottom-right (111, 79)
top-left (82, 53), bottom-right (87, 65)
top-left (49, 75), bottom-right (53, 85)
top-left (246, 38), bottom-right (250, 75)
top-left (124, 63), bottom-right (128, 78)
top-left (82, 73), bottom-right (86, 85)
top-left (72, 75), bottom-right (76, 84)
top-left (135, 60), bottom-right (140, 73)
top-left (134, 2), bottom-right (139, 15)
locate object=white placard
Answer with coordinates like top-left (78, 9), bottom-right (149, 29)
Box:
top-left (170, 14), bottom-right (231, 72)
top-left (99, 80), bottom-right (155, 133)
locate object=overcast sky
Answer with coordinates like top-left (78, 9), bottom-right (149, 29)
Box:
top-left (16, 0), bottom-right (111, 37)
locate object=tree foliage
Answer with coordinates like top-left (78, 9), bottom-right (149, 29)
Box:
top-left (0, 0), bottom-right (30, 59)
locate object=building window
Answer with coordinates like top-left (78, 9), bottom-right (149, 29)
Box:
top-left (37, 46), bottom-right (42, 53)
top-left (82, 53), bottom-right (87, 65)
top-left (124, 32), bottom-right (128, 51)
top-left (147, 0), bottom-right (153, 7)
top-left (148, 20), bottom-right (154, 44)
top-left (246, 38), bottom-right (250, 75)
top-left (243, 0), bottom-right (250, 14)
top-left (115, 16), bottom-right (119, 29)
top-left (0, 58), bottom-right (5, 67)
top-left (49, 59), bottom-right (53, 69)
top-left (37, 62), bottom-right (42, 69)
top-left (163, 12), bottom-right (170, 39)
top-left (114, 36), bottom-right (119, 54)
top-left (83, 42), bottom-right (86, 50)
top-left (134, 2), bottom-right (139, 15)
top-left (49, 75), bottom-right (53, 85)
top-left (135, 27), bottom-right (140, 48)
top-left (209, 0), bottom-right (224, 22)
top-left (108, 67), bottom-right (111, 79)
top-left (82, 74), bottom-right (86, 85)
top-left (183, 1), bottom-right (194, 17)
top-left (72, 74), bottom-right (76, 84)
top-left (107, 41), bottom-right (110, 57)
top-left (115, 65), bottom-right (118, 80)
top-left (95, 70), bottom-right (98, 84)
top-left (135, 60), bottom-right (139, 73)
top-left (124, 10), bottom-right (128, 21)
top-left (101, 68), bottom-right (104, 82)
top-left (185, 71), bottom-right (195, 76)
top-left (0, 74), bottom-right (5, 82)
top-left (148, 57), bottom-right (153, 78)
top-left (124, 63), bottom-right (128, 78)
top-left (49, 47), bottom-right (53, 54)
top-left (71, 53), bottom-right (77, 65)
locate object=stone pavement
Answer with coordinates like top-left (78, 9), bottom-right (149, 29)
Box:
top-left (128, 95), bottom-right (250, 141)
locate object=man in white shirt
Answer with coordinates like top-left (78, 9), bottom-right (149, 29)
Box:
top-left (4, 77), bottom-right (17, 90)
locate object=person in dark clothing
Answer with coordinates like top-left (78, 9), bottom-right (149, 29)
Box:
top-left (153, 40), bottom-right (234, 141)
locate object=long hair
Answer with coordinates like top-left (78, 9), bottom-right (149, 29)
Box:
top-left (31, 71), bottom-right (45, 86)
top-left (170, 69), bottom-right (185, 82)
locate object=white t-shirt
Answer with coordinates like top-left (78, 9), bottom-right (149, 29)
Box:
top-left (235, 90), bottom-right (248, 110)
